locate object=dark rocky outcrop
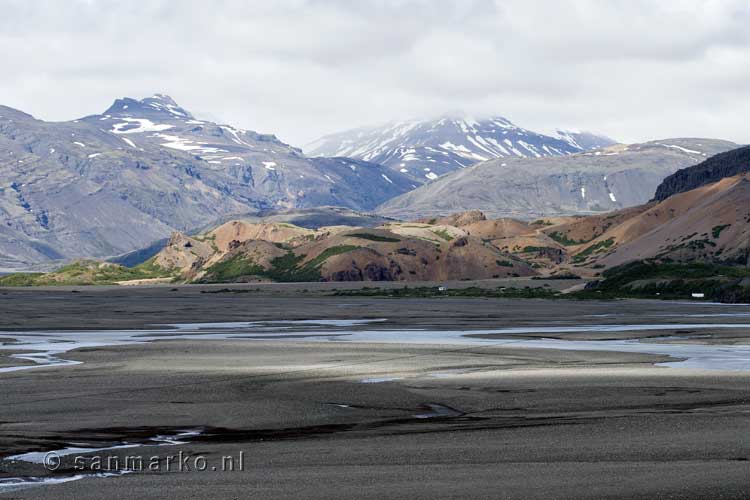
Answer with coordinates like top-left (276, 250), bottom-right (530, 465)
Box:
top-left (653, 146), bottom-right (750, 201)
top-left (327, 262), bottom-right (395, 281)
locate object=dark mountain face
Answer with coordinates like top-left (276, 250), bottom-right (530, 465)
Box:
top-left (306, 115), bottom-right (616, 183)
top-left (653, 145), bottom-right (750, 201)
top-left (0, 95), bottom-right (412, 269)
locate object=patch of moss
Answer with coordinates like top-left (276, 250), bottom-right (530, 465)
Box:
top-left (304, 245), bottom-right (360, 269)
top-left (203, 255), bottom-right (265, 282)
top-left (431, 229), bottom-right (454, 241)
top-left (264, 253), bottom-right (319, 282)
top-left (548, 231), bottom-right (593, 246)
top-left (531, 219), bottom-right (554, 226)
top-left (191, 233), bottom-right (218, 251)
top-left (347, 233), bottom-right (400, 243)
top-left (203, 245), bottom-right (362, 283)
top-left (712, 224), bottom-right (731, 239)
top-left (681, 232), bottom-right (698, 242)
top-left (522, 246), bottom-right (548, 253)
top-left (657, 237), bottom-right (717, 257)
top-left (572, 238), bottom-right (615, 263)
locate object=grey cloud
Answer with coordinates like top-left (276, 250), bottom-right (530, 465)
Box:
top-left (0, 0), bottom-right (748, 146)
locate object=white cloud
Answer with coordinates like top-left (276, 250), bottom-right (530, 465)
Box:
top-left (0, 0), bottom-right (748, 147)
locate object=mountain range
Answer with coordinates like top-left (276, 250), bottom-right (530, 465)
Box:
top-left (0, 95), bottom-right (412, 269)
top-left (5, 143), bottom-right (750, 290)
top-left (306, 115), bottom-right (616, 183)
top-left (1, 94), bottom-right (745, 273)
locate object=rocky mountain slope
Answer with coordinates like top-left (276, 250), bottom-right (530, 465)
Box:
top-left (306, 115), bottom-right (615, 183)
top-left (653, 145), bottom-right (750, 201)
top-left (377, 139), bottom-right (738, 219)
top-left (474, 162), bottom-right (750, 274)
top-left (0, 94), bottom-right (412, 270)
top-left (571, 173), bottom-right (750, 269)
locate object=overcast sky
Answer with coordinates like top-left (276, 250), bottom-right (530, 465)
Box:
top-left (1, 0), bottom-right (749, 148)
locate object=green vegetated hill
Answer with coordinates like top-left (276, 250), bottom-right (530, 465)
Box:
top-left (0, 259), bottom-right (174, 286)
top-left (579, 261), bottom-right (750, 303)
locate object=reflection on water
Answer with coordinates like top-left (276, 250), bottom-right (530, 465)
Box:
top-left (360, 376), bottom-right (403, 384)
top-left (6, 429), bottom-right (202, 464)
top-left (3, 316), bottom-right (750, 373)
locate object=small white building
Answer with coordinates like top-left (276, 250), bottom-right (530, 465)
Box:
top-left (691, 293), bottom-right (705, 299)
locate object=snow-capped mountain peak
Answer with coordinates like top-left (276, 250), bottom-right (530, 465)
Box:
top-left (307, 115), bottom-right (616, 184)
top-left (102, 94), bottom-right (195, 120)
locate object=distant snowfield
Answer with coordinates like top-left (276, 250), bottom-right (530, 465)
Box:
top-left (111, 118), bottom-right (174, 134)
top-left (659, 143), bottom-right (705, 156)
top-left (154, 132), bottom-right (228, 154)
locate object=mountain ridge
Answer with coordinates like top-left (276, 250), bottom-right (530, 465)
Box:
top-left (377, 138), bottom-right (739, 219)
top-left (306, 114), bottom-right (616, 183)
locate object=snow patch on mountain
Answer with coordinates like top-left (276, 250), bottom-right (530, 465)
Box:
top-left (111, 118), bottom-right (174, 134)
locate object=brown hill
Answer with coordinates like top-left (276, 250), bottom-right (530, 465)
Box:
top-left (416, 210), bottom-right (487, 227)
top-left (156, 216), bottom-right (537, 283)
top-left (207, 221), bottom-right (319, 252)
top-left (540, 206), bottom-right (648, 248)
top-left (582, 174), bottom-right (750, 268)
top-left (462, 218), bottom-right (532, 241)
